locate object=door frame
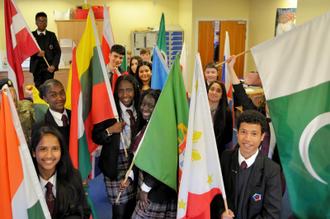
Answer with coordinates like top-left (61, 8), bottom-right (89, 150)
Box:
top-left (195, 18), bottom-right (249, 77)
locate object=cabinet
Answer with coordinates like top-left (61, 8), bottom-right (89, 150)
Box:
top-left (131, 25), bottom-right (183, 67)
top-left (56, 20), bottom-right (104, 48)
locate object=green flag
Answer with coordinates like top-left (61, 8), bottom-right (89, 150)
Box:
top-left (157, 13), bottom-right (167, 58)
top-left (251, 12), bottom-right (330, 218)
top-left (134, 54), bottom-right (189, 191)
top-left (120, 45), bottom-right (127, 71)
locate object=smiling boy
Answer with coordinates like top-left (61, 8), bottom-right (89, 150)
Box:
top-left (204, 62), bottom-right (219, 87)
top-left (211, 110), bottom-right (282, 219)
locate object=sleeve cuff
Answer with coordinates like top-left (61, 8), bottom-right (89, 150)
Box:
top-left (128, 170), bottom-right (134, 182)
top-left (141, 183), bottom-right (152, 193)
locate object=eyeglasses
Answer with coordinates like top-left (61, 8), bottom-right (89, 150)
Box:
top-left (36, 20), bottom-right (47, 24)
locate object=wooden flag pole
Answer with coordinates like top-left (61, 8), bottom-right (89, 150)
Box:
top-left (224, 198), bottom-right (229, 214)
top-left (215, 49), bottom-right (251, 68)
top-left (43, 56), bottom-right (51, 68)
top-left (116, 117), bottom-right (128, 157)
top-left (116, 160), bottom-right (135, 203)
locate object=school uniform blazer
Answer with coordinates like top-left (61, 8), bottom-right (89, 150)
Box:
top-left (232, 83), bottom-right (266, 115)
top-left (52, 169), bottom-right (91, 219)
top-left (92, 119), bottom-right (121, 180)
top-left (214, 109), bottom-right (233, 158)
top-left (32, 109), bottom-right (71, 147)
top-left (211, 148), bottom-right (282, 219)
top-left (30, 30), bottom-right (61, 74)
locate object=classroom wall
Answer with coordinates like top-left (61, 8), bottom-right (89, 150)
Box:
top-left (246, 0), bottom-right (297, 71)
top-left (296, 0), bottom-right (330, 25)
top-left (0, 0), bottom-right (180, 51)
top-left (179, 0), bottom-right (193, 88)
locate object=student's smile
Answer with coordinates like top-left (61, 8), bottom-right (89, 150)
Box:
top-left (140, 95), bottom-right (156, 121)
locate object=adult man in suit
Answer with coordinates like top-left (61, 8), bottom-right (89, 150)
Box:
top-left (30, 12), bottom-right (61, 90)
top-left (211, 110), bottom-right (282, 219)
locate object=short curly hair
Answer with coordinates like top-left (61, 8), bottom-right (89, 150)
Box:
top-left (237, 110), bottom-right (267, 134)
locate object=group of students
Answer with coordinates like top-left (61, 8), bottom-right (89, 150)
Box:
top-left (0, 37), bottom-right (285, 218)
top-left (107, 45), bottom-right (153, 93)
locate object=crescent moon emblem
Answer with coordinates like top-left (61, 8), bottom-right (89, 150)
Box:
top-left (299, 112), bottom-right (330, 185)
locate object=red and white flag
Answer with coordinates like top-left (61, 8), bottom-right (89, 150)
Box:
top-left (101, 4), bottom-right (115, 65)
top-left (177, 53), bottom-right (226, 219)
top-left (111, 68), bottom-right (122, 93)
top-left (4, 0), bottom-right (40, 100)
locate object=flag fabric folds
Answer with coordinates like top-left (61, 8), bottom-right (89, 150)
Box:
top-left (151, 44), bottom-right (169, 90)
top-left (180, 41), bottom-right (189, 91)
top-left (4, 0), bottom-right (40, 100)
top-left (134, 54), bottom-right (189, 192)
top-left (251, 11), bottom-right (330, 219)
top-left (177, 54), bottom-right (226, 219)
top-left (157, 13), bottom-right (167, 60)
top-left (66, 10), bottom-right (118, 219)
top-left (221, 31), bottom-right (234, 147)
top-left (66, 9), bottom-right (117, 175)
top-left (120, 45), bottom-right (127, 71)
top-left (0, 85), bottom-right (51, 219)
top-left (101, 4), bottom-right (115, 65)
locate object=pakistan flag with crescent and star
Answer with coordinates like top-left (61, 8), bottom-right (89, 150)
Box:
top-left (251, 11), bottom-right (330, 219)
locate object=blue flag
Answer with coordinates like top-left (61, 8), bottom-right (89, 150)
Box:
top-left (151, 45), bottom-right (169, 90)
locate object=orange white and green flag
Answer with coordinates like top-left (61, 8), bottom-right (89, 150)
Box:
top-left (0, 85), bottom-right (51, 219)
top-left (177, 54), bottom-right (226, 218)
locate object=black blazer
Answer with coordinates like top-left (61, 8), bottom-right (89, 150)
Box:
top-left (30, 30), bottom-right (61, 73)
top-left (233, 83), bottom-right (266, 115)
top-left (143, 171), bottom-right (177, 203)
top-left (32, 109), bottom-right (71, 147)
top-left (52, 169), bottom-right (91, 219)
top-left (211, 148), bottom-right (282, 219)
top-left (214, 109), bottom-right (233, 158)
top-left (92, 119), bottom-right (121, 179)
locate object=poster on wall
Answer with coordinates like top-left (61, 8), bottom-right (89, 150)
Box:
top-left (275, 8), bottom-right (297, 36)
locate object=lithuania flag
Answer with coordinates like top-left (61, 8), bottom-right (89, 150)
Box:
top-left (65, 10), bottom-right (118, 219)
top-left (0, 86), bottom-right (51, 219)
top-left (251, 11), bottom-right (330, 218)
top-left (134, 54), bottom-right (189, 191)
top-left (66, 10), bottom-right (117, 177)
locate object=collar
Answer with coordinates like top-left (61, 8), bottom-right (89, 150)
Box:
top-left (39, 171), bottom-right (57, 190)
top-left (37, 30), bottom-right (46, 35)
top-left (49, 108), bottom-right (68, 121)
top-left (119, 101), bottom-right (134, 114)
top-left (238, 148), bottom-right (259, 169)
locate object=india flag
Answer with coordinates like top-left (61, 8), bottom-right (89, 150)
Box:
top-left (177, 54), bottom-right (226, 219)
top-left (0, 85), bottom-right (51, 219)
top-left (251, 11), bottom-right (330, 219)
